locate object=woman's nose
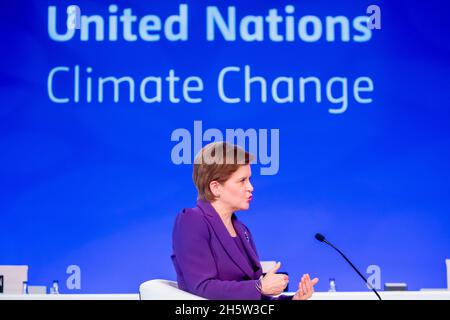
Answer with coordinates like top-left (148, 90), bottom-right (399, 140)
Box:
top-left (247, 181), bottom-right (254, 192)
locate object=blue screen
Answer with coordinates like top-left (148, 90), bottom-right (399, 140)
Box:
top-left (1, 0), bottom-right (449, 293)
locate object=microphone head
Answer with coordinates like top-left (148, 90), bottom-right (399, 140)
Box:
top-left (315, 233), bottom-right (326, 242)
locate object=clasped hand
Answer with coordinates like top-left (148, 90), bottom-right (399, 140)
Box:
top-left (260, 262), bottom-right (319, 300)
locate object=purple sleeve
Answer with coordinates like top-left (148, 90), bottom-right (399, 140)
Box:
top-left (262, 294), bottom-right (294, 300)
top-left (173, 211), bottom-right (262, 300)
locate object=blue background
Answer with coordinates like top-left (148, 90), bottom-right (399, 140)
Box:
top-left (1, 0), bottom-right (449, 293)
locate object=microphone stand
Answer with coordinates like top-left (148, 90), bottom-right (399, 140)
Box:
top-left (321, 237), bottom-right (382, 301)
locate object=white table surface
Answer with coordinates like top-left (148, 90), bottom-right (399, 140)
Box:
top-left (306, 290), bottom-right (450, 300)
top-left (1, 291), bottom-right (449, 300)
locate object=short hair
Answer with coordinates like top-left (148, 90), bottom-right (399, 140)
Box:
top-left (193, 142), bottom-right (255, 202)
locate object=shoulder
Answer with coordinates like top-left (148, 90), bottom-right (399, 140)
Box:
top-left (173, 205), bottom-right (210, 236)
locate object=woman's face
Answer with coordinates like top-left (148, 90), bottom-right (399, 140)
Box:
top-left (216, 165), bottom-right (254, 211)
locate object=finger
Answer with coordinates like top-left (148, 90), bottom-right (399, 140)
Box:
top-left (311, 277), bottom-right (319, 286)
top-left (301, 275), bottom-right (306, 287)
top-left (267, 262), bottom-right (281, 274)
top-left (299, 277), bottom-right (304, 291)
top-left (306, 276), bottom-right (315, 297)
top-left (298, 277), bottom-right (303, 290)
top-left (306, 275), bottom-right (313, 293)
top-left (302, 286), bottom-right (308, 299)
top-left (299, 283), bottom-right (304, 296)
top-left (301, 280), bottom-right (307, 296)
top-left (304, 279), bottom-right (310, 294)
top-left (305, 276), bottom-right (311, 292)
top-left (306, 283), bottom-right (312, 297)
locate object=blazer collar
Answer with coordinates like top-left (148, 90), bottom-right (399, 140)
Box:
top-left (196, 199), bottom-right (259, 279)
top-left (232, 218), bottom-right (262, 275)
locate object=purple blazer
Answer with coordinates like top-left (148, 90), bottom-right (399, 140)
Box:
top-left (171, 199), bottom-right (293, 300)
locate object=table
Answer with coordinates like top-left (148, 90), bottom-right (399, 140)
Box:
top-left (308, 290), bottom-right (450, 300)
top-left (1, 291), bottom-right (449, 300)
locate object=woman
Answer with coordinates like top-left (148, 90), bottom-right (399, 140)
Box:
top-left (171, 142), bottom-right (319, 300)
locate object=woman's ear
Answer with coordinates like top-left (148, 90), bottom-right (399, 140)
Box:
top-left (209, 180), bottom-right (221, 198)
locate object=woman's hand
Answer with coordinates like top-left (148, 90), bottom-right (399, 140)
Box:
top-left (292, 274), bottom-right (319, 300)
top-left (260, 262), bottom-right (289, 296)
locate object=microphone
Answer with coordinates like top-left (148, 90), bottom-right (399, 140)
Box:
top-left (315, 233), bottom-right (382, 300)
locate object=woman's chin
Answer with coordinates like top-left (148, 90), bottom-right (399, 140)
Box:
top-left (238, 203), bottom-right (250, 211)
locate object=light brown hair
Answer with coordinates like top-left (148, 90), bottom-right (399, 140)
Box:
top-left (193, 142), bottom-right (254, 202)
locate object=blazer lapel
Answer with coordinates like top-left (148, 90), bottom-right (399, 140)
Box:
top-left (197, 200), bottom-right (255, 279)
top-left (233, 219), bottom-right (262, 274)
